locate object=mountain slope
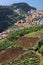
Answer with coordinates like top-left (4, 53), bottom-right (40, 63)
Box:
top-left (11, 2), bottom-right (36, 12)
top-left (0, 3), bottom-right (36, 32)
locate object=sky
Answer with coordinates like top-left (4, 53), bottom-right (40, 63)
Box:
top-left (0, 0), bottom-right (43, 10)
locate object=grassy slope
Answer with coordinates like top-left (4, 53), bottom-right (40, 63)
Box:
top-left (40, 55), bottom-right (43, 65)
top-left (24, 29), bottom-right (43, 38)
top-left (36, 52), bottom-right (43, 65)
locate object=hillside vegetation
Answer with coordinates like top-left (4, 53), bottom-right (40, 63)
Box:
top-left (25, 29), bottom-right (43, 38)
top-left (0, 24), bottom-right (43, 65)
top-left (0, 24), bottom-right (43, 51)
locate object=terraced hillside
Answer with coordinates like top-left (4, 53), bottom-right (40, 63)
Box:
top-left (0, 25), bottom-right (43, 65)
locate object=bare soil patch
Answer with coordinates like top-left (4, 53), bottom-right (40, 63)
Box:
top-left (15, 37), bottom-right (39, 49)
top-left (0, 48), bottom-right (26, 63)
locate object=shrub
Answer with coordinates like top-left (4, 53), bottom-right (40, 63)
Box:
top-left (0, 39), bottom-right (12, 51)
top-left (39, 45), bottom-right (43, 55)
top-left (13, 45), bottom-right (23, 49)
top-left (38, 39), bottom-right (43, 49)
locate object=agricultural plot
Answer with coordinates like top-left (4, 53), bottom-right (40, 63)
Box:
top-left (4, 51), bottom-right (40, 65)
top-left (15, 37), bottom-right (39, 49)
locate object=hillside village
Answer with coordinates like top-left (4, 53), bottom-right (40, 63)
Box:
top-left (0, 28), bottom-right (13, 40)
top-left (15, 10), bottom-right (43, 27)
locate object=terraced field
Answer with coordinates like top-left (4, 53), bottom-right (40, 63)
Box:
top-left (0, 49), bottom-right (40, 65)
top-left (15, 37), bottom-right (39, 49)
top-left (0, 48), bottom-right (26, 64)
top-left (3, 51), bottom-right (40, 65)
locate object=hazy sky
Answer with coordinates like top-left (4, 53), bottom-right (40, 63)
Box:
top-left (0, 0), bottom-right (43, 10)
